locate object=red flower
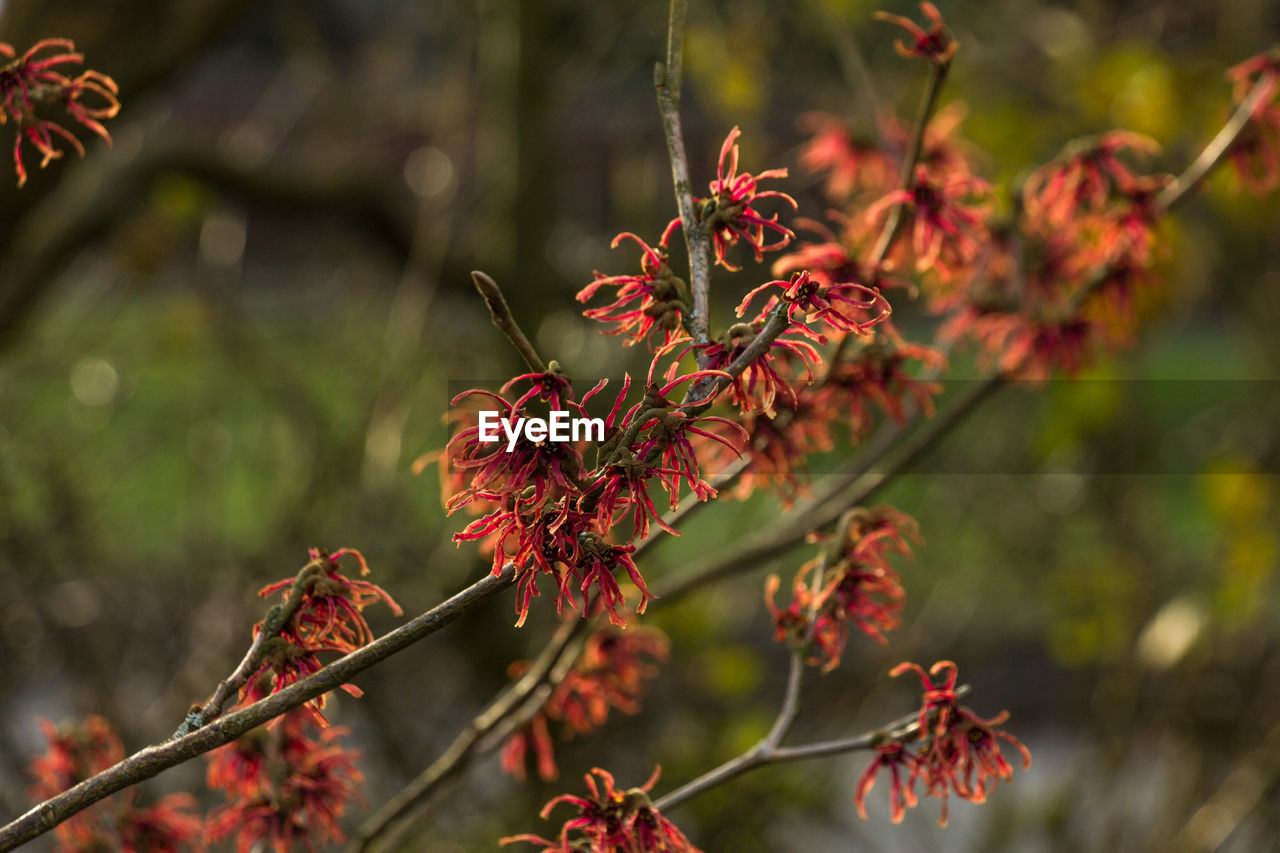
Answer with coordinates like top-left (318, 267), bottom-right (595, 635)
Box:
top-left (575, 534), bottom-right (653, 627)
top-left (874, 2), bottom-right (957, 65)
top-left (241, 548), bottom-right (400, 722)
top-left (445, 386), bottom-right (586, 516)
top-left (502, 767), bottom-right (701, 853)
top-left (699, 126), bottom-right (797, 271)
top-left (736, 269), bottom-right (891, 339)
top-left (856, 659), bottom-right (1032, 827)
top-left (855, 743), bottom-right (919, 823)
top-left (766, 506), bottom-right (918, 670)
top-left (799, 112), bottom-right (896, 199)
top-left (118, 794), bottom-right (205, 853)
top-left (502, 627), bottom-right (670, 782)
top-left (578, 223), bottom-right (689, 347)
top-left (206, 710), bottom-right (364, 853)
top-left (1223, 52), bottom-right (1280, 193)
top-left (0, 39), bottom-right (120, 186)
top-left (502, 713), bottom-right (560, 782)
top-left (1226, 107), bottom-right (1280, 193)
top-left (29, 716), bottom-right (202, 852)
top-left (815, 336), bottom-right (945, 435)
top-left (671, 322), bottom-right (821, 417)
top-left (940, 305), bottom-right (1096, 381)
top-left (1023, 131), bottom-right (1160, 233)
top-left (866, 164), bottom-right (991, 282)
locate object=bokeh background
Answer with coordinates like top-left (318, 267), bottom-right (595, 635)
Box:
top-left (2, 0), bottom-right (1280, 849)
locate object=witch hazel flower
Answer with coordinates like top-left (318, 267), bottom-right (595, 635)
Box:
top-left (766, 506), bottom-right (919, 670)
top-left (502, 766), bottom-right (701, 853)
top-left (1224, 50), bottom-right (1280, 193)
top-left (854, 660), bottom-right (1030, 827)
top-left (799, 112), bottom-right (897, 199)
top-left (1022, 131), bottom-right (1161, 232)
top-left (737, 269), bottom-right (892, 340)
top-left (502, 626), bottom-right (670, 782)
top-left (0, 39), bottom-right (120, 186)
top-left (29, 716), bottom-right (202, 852)
top-left (699, 126), bottom-right (797, 271)
top-left (874, 2), bottom-right (957, 65)
top-left (206, 709), bottom-right (364, 852)
top-left (578, 221), bottom-right (689, 347)
top-left (815, 335), bottom-right (945, 436)
top-left (669, 321), bottom-right (822, 417)
top-left (240, 548), bottom-right (401, 723)
top-left (867, 164), bottom-right (992, 283)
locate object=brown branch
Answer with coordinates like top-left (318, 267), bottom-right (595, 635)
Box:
top-left (1157, 71), bottom-right (1275, 213)
top-left (0, 566), bottom-right (515, 852)
top-left (655, 0), bottom-right (712, 343)
top-left (470, 270), bottom-right (548, 374)
top-left (653, 684), bottom-right (971, 812)
top-left (826, 57), bottom-right (950, 376)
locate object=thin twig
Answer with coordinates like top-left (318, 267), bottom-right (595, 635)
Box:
top-left (654, 684), bottom-right (970, 812)
top-left (655, 0), bottom-right (712, 343)
top-left (471, 270), bottom-right (548, 374)
top-left (870, 59), bottom-right (950, 263)
top-left (1156, 73), bottom-right (1274, 213)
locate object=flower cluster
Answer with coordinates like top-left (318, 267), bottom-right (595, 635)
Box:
top-left (933, 131), bottom-right (1173, 379)
top-left (206, 709), bottom-right (364, 852)
top-left (240, 547), bottom-right (401, 723)
top-left (438, 359), bottom-right (745, 627)
top-left (0, 39), bottom-right (120, 186)
top-left (855, 661), bottom-right (1030, 826)
top-left (502, 626), bottom-right (670, 782)
top-left (502, 767), bottom-right (700, 853)
top-left (766, 506), bottom-right (919, 669)
top-left (29, 715), bottom-right (202, 852)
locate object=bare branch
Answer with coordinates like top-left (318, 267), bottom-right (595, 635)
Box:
top-left (471, 270), bottom-right (548, 374)
top-left (655, 0), bottom-right (712, 343)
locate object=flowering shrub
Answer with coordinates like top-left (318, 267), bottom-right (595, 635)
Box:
top-left (10, 2), bottom-right (1280, 852)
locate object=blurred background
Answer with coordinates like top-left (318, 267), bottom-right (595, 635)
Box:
top-left (2, 0), bottom-right (1279, 849)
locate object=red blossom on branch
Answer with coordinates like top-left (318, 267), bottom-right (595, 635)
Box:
top-left (1022, 131), bottom-right (1161, 232)
top-left (0, 38), bottom-right (120, 186)
top-left (502, 627), bottom-right (670, 782)
top-left (799, 112), bottom-right (896, 199)
top-left (766, 506), bottom-right (918, 669)
top-left (854, 743), bottom-right (919, 823)
top-left (874, 2), bottom-right (957, 65)
top-left (206, 710), bottom-right (364, 853)
top-left (1225, 53), bottom-right (1280, 192)
top-left (867, 164), bottom-right (991, 283)
top-left (241, 548), bottom-right (401, 723)
top-left (852, 660), bottom-right (1030, 826)
top-left (736, 269), bottom-right (891, 339)
top-left (29, 716), bottom-right (202, 852)
top-left (699, 126), bottom-right (797, 271)
top-left (502, 767), bottom-right (700, 853)
top-left (578, 223), bottom-right (689, 347)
